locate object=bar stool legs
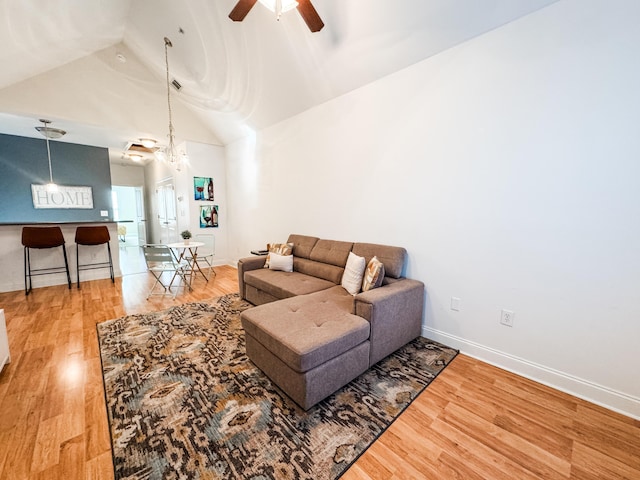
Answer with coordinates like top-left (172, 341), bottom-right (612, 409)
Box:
top-left (22, 226), bottom-right (72, 296)
top-left (75, 226), bottom-right (115, 289)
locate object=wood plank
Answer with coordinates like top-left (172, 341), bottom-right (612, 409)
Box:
top-left (1, 395), bottom-right (41, 479)
top-left (439, 402), bottom-right (571, 479)
top-left (30, 414), bottom-right (64, 473)
top-left (84, 451), bottom-right (114, 480)
top-left (571, 442), bottom-right (640, 480)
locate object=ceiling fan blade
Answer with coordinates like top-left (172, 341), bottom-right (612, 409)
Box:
top-left (229, 0), bottom-right (258, 21)
top-left (296, 0), bottom-right (324, 32)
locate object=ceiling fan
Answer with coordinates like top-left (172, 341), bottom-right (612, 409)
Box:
top-left (229, 0), bottom-right (324, 32)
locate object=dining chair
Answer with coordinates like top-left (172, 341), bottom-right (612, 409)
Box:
top-left (141, 244), bottom-right (190, 299)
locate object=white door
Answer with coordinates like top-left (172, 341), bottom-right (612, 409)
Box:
top-left (157, 180), bottom-right (177, 244)
top-left (135, 186), bottom-right (147, 245)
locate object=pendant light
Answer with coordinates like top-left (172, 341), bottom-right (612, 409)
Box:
top-left (35, 119), bottom-right (66, 192)
top-left (154, 37), bottom-right (188, 171)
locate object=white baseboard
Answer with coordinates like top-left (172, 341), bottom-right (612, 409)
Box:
top-left (423, 326), bottom-right (640, 420)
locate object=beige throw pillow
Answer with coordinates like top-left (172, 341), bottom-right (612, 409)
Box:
top-left (362, 256), bottom-right (385, 292)
top-left (341, 251), bottom-right (366, 295)
top-left (268, 252), bottom-right (294, 272)
top-left (264, 242), bottom-right (293, 268)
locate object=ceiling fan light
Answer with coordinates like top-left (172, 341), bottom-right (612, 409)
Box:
top-left (139, 138), bottom-right (156, 149)
top-left (258, 0), bottom-right (298, 14)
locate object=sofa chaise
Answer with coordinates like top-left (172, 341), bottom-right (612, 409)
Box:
top-left (238, 234), bottom-right (424, 409)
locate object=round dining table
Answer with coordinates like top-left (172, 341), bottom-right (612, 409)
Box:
top-left (167, 241), bottom-right (206, 287)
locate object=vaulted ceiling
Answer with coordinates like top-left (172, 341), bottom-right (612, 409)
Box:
top-left (0, 0), bottom-right (558, 158)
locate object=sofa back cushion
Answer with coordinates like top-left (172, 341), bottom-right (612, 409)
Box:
top-left (287, 234), bottom-right (319, 259)
top-left (352, 243), bottom-right (406, 279)
top-left (293, 258), bottom-right (345, 284)
top-left (309, 239), bottom-right (353, 267)
top-left (290, 238), bottom-right (354, 284)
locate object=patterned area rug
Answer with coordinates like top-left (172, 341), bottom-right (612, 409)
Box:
top-left (97, 293), bottom-right (457, 480)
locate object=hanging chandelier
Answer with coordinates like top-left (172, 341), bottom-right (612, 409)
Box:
top-left (35, 119), bottom-right (66, 192)
top-left (154, 37), bottom-right (188, 171)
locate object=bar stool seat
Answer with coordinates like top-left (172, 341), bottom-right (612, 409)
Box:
top-left (75, 226), bottom-right (114, 288)
top-left (22, 226), bottom-right (71, 295)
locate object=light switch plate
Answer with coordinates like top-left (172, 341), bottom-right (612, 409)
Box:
top-left (451, 297), bottom-right (461, 311)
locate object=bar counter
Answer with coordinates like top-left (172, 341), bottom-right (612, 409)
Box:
top-left (0, 222), bottom-right (121, 293)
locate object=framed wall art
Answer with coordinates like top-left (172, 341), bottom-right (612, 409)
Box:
top-left (193, 177), bottom-right (214, 201)
top-left (199, 205), bottom-right (219, 228)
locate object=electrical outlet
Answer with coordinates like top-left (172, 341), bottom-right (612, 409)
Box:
top-left (450, 297), bottom-right (461, 311)
top-left (500, 309), bottom-right (514, 327)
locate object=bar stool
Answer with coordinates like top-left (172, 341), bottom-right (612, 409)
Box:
top-left (75, 226), bottom-right (114, 288)
top-left (22, 226), bottom-right (72, 295)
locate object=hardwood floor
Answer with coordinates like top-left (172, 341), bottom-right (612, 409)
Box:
top-left (0, 266), bottom-right (638, 479)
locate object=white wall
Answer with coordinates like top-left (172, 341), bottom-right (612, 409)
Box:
top-left (143, 141), bottom-right (229, 265)
top-left (179, 141), bottom-right (229, 265)
top-left (110, 163), bottom-right (145, 187)
top-left (227, 0), bottom-right (640, 418)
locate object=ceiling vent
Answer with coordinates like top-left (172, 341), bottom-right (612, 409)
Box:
top-left (171, 79), bottom-right (182, 91)
top-left (125, 142), bottom-right (156, 154)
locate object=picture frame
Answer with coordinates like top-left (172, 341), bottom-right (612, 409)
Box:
top-left (31, 184), bottom-right (94, 209)
top-left (199, 205), bottom-right (219, 228)
top-left (193, 177), bottom-right (214, 201)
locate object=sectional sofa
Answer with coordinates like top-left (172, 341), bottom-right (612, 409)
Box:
top-left (238, 234), bottom-right (425, 409)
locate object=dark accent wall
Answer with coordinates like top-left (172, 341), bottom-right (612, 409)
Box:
top-left (0, 133), bottom-right (112, 223)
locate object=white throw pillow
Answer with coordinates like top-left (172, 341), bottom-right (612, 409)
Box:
top-left (268, 252), bottom-right (294, 272)
top-left (341, 252), bottom-right (366, 295)
top-left (264, 242), bottom-right (293, 268)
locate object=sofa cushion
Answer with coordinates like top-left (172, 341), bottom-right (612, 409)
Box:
top-left (241, 292), bottom-right (370, 373)
top-left (286, 234), bottom-right (319, 260)
top-left (305, 285), bottom-right (357, 310)
top-left (244, 268), bottom-right (335, 300)
top-left (309, 239), bottom-right (353, 267)
top-left (352, 243), bottom-right (406, 279)
top-left (293, 257), bottom-right (344, 284)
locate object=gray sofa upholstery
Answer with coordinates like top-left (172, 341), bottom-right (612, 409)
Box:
top-left (238, 234), bottom-right (424, 409)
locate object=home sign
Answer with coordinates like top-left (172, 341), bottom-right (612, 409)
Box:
top-left (31, 185), bottom-right (94, 209)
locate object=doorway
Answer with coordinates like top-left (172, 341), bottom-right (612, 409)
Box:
top-left (112, 185), bottom-right (147, 275)
top-left (156, 179), bottom-right (178, 244)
